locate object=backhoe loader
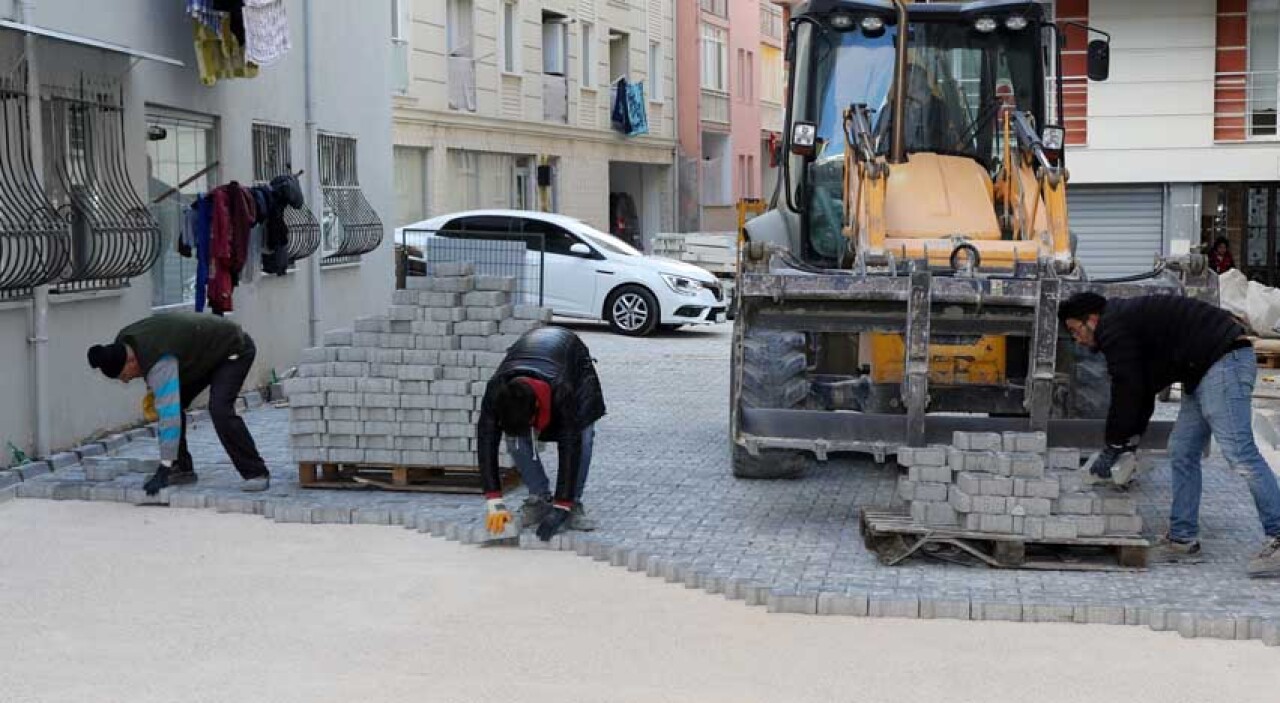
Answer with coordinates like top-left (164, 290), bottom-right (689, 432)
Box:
top-left (731, 0), bottom-right (1216, 478)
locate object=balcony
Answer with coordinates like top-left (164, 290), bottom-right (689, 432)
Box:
top-left (701, 88), bottom-right (729, 125)
top-left (761, 100), bottom-right (783, 134)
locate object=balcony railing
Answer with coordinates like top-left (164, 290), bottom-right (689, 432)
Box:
top-left (391, 39), bottom-right (410, 94)
top-left (543, 74), bottom-right (568, 124)
top-left (1215, 70), bottom-right (1280, 142)
top-left (701, 88), bottom-right (729, 124)
top-left (761, 100), bottom-right (783, 134)
top-left (447, 55), bottom-right (477, 112)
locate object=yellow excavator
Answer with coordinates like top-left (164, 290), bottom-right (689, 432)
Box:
top-left (731, 0), bottom-right (1215, 478)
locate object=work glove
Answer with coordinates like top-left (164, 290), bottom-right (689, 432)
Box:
top-left (485, 498), bottom-right (512, 535)
top-left (1086, 443), bottom-right (1136, 481)
top-left (144, 462), bottom-right (173, 496)
top-left (536, 505), bottom-right (572, 542)
top-left (142, 392), bottom-right (158, 423)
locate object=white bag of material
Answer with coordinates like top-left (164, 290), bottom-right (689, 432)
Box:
top-left (1218, 269), bottom-right (1280, 338)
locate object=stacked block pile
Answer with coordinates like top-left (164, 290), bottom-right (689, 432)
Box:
top-left (897, 431), bottom-right (1143, 540)
top-left (283, 263), bottom-right (552, 467)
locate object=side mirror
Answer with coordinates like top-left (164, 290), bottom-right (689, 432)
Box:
top-left (1087, 39), bottom-right (1110, 81)
top-left (570, 242), bottom-right (592, 256)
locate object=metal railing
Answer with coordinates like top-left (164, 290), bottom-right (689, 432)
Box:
top-left (0, 66), bottom-right (68, 298)
top-left (43, 76), bottom-right (161, 290)
top-left (397, 227), bottom-right (545, 306)
top-left (1215, 69), bottom-right (1280, 141)
top-left (701, 88), bottom-right (730, 124)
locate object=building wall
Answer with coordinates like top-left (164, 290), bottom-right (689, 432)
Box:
top-left (729, 0), bottom-right (762, 202)
top-left (0, 0), bottom-right (394, 463)
top-left (1069, 0), bottom-right (1280, 183)
top-left (393, 0), bottom-right (676, 232)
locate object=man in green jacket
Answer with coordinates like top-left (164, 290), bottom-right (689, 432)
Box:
top-left (87, 313), bottom-right (271, 494)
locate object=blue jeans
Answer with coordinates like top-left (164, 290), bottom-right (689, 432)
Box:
top-left (506, 424), bottom-right (595, 501)
top-left (1166, 347), bottom-right (1280, 542)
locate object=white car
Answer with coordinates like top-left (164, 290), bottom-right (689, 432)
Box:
top-left (397, 210), bottom-right (727, 337)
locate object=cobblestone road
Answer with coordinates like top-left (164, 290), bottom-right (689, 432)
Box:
top-left (11, 322), bottom-right (1280, 645)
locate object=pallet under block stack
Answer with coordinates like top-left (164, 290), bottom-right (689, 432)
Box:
top-left (281, 263), bottom-right (552, 492)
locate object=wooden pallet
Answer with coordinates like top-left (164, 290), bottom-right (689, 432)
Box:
top-left (297, 462), bottom-right (521, 494)
top-left (861, 509), bottom-right (1150, 572)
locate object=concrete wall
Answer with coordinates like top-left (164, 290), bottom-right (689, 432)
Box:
top-left (1070, 0), bottom-right (1280, 184)
top-left (728, 0), bottom-right (762, 202)
top-left (0, 0), bottom-right (394, 463)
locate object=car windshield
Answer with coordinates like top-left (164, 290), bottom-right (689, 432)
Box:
top-left (575, 223), bottom-right (643, 256)
top-left (803, 20), bottom-right (1043, 260)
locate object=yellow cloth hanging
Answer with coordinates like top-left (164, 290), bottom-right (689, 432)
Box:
top-left (193, 17), bottom-right (259, 87)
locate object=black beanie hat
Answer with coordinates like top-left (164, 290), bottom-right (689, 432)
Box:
top-left (87, 342), bottom-right (128, 379)
top-left (1058, 291), bottom-right (1108, 324)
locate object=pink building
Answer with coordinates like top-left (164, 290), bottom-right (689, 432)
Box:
top-left (676, 0), bottom-right (789, 232)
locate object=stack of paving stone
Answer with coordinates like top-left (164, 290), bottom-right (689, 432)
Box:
top-left (283, 263), bottom-right (551, 467)
top-left (897, 431), bottom-right (1143, 540)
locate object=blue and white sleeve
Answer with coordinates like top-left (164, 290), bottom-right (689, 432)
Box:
top-left (145, 355), bottom-right (183, 463)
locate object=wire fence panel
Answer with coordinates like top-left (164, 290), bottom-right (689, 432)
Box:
top-left (399, 228), bottom-right (545, 307)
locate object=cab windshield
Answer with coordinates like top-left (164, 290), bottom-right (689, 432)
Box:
top-left (800, 19), bottom-right (1045, 260)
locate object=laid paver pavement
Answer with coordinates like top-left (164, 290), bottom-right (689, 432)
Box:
top-left (8, 322), bottom-right (1280, 644)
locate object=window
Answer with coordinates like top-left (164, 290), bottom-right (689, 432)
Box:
top-left (447, 0), bottom-right (476, 110)
top-left (394, 146), bottom-right (429, 227)
top-left (648, 41), bottom-right (664, 101)
top-left (701, 24), bottom-right (727, 91)
top-left (581, 22), bottom-right (595, 87)
top-left (519, 218), bottom-right (588, 257)
top-left (609, 29), bottom-right (630, 81)
top-left (252, 123), bottom-right (291, 183)
top-left (146, 111), bottom-right (218, 307)
top-left (542, 11), bottom-right (568, 75)
top-left (447, 0), bottom-right (474, 56)
top-left (700, 0), bottom-right (727, 18)
top-left (391, 0), bottom-right (410, 93)
top-left (760, 2), bottom-right (783, 42)
top-left (760, 45), bottom-right (783, 104)
top-left (319, 134), bottom-right (384, 262)
top-left (501, 1), bottom-right (520, 74)
top-left (1250, 0), bottom-right (1279, 137)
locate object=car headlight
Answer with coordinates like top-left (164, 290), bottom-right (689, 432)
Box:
top-left (661, 274), bottom-right (705, 297)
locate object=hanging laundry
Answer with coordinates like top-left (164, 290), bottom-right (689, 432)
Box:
top-left (611, 77), bottom-right (632, 134)
top-left (193, 194), bottom-right (213, 313)
top-left (193, 15), bottom-right (259, 86)
top-left (625, 81), bottom-right (649, 137)
top-left (242, 0), bottom-right (291, 67)
top-left (208, 182), bottom-right (256, 314)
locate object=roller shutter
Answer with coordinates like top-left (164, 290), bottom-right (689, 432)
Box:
top-left (1067, 185), bottom-right (1165, 279)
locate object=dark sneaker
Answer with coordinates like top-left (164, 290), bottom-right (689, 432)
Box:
top-left (168, 470), bottom-right (198, 486)
top-left (1247, 537), bottom-right (1280, 578)
top-left (1152, 535), bottom-right (1203, 564)
top-left (520, 494), bottom-right (552, 528)
top-left (569, 502), bottom-right (597, 532)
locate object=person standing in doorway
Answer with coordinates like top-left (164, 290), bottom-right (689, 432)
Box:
top-left (87, 313), bottom-right (271, 495)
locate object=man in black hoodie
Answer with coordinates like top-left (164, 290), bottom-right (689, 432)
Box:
top-left (1060, 292), bottom-right (1280, 576)
top-left (476, 327), bottom-right (606, 541)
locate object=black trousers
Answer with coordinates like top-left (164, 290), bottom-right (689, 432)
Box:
top-left (176, 338), bottom-right (269, 479)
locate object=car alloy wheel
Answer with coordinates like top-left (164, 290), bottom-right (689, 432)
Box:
top-left (611, 291), bottom-right (650, 333)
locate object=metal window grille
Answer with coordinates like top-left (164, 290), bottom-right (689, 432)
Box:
top-left (252, 123), bottom-right (319, 264)
top-left (43, 76), bottom-right (161, 292)
top-left (318, 133), bottom-right (383, 264)
top-left (0, 65), bottom-right (69, 300)
top-left (398, 227), bottom-right (545, 306)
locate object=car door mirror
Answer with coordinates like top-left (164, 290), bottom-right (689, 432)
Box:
top-left (570, 242), bottom-right (592, 256)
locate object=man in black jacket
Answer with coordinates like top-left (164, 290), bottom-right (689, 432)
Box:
top-left (1060, 292), bottom-right (1280, 576)
top-left (477, 327), bottom-right (606, 541)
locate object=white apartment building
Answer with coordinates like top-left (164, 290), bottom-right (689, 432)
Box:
top-left (391, 0), bottom-right (677, 251)
top-left (1064, 0), bottom-right (1280, 280)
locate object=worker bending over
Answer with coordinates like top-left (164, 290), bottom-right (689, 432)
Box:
top-left (477, 327), bottom-right (606, 541)
top-left (88, 313), bottom-right (271, 495)
top-left (1059, 292), bottom-right (1280, 576)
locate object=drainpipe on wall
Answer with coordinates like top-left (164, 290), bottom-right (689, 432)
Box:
top-left (19, 0), bottom-right (51, 458)
top-left (303, 0), bottom-right (322, 346)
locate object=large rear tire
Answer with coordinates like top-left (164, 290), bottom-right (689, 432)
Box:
top-left (732, 328), bottom-right (811, 479)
